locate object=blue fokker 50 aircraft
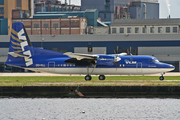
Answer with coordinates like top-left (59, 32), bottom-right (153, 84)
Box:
top-left (6, 22), bottom-right (175, 81)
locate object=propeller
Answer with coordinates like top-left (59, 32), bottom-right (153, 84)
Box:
top-left (114, 56), bottom-right (121, 71)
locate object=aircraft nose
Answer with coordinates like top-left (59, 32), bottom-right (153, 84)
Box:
top-left (169, 64), bottom-right (175, 69)
top-left (158, 63), bottom-right (175, 70)
top-left (164, 63), bottom-right (175, 70)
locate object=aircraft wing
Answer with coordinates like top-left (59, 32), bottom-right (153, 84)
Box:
top-left (64, 52), bottom-right (99, 60)
top-left (111, 53), bottom-right (127, 56)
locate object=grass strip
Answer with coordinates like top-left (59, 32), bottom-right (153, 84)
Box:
top-left (0, 76), bottom-right (180, 86)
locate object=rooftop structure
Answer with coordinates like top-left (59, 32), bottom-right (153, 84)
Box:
top-left (33, 9), bottom-right (98, 26)
top-left (129, 0), bottom-right (159, 19)
top-left (81, 0), bottom-right (132, 22)
top-left (81, 0), bottom-right (159, 21)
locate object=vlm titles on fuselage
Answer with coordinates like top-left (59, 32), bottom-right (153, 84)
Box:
top-left (5, 22), bottom-right (175, 81)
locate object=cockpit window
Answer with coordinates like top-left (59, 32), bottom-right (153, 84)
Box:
top-left (149, 59), bottom-right (153, 63)
top-left (154, 59), bottom-right (159, 63)
top-left (149, 59), bottom-right (159, 63)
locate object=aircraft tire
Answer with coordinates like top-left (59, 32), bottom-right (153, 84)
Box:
top-left (85, 75), bottom-right (92, 81)
top-left (159, 76), bottom-right (164, 81)
top-left (99, 75), bottom-right (105, 80)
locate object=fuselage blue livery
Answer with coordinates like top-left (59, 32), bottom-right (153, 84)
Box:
top-left (5, 22), bottom-right (175, 81)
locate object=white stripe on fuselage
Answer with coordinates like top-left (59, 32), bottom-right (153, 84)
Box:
top-left (25, 67), bottom-right (174, 75)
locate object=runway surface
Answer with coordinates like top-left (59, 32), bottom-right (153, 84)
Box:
top-left (0, 72), bottom-right (179, 76)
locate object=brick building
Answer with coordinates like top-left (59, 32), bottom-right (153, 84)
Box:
top-left (13, 17), bottom-right (87, 35)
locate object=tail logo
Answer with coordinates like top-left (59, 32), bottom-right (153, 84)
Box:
top-left (11, 28), bottom-right (33, 66)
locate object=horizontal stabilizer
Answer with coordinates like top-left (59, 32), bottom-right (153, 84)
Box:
top-left (8, 52), bottom-right (30, 58)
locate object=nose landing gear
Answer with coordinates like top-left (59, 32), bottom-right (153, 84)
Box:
top-left (159, 76), bottom-right (164, 81)
top-left (159, 72), bottom-right (165, 81)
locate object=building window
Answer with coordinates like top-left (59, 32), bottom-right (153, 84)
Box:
top-left (142, 27), bottom-right (147, 33)
top-left (173, 27), bottom-right (177, 33)
top-left (34, 23), bottom-right (39, 28)
top-left (53, 23), bottom-right (58, 28)
top-left (166, 27), bottom-right (170, 33)
top-left (43, 23), bottom-right (49, 28)
top-left (127, 27), bottom-right (131, 33)
top-left (120, 28), bottom-right (124, 33)
top-left (135, 27), bottom-right (139, 33)
top-left (16, 0), bottom-right (21, 8)
top-left (0, 7), bottom-right (4, 14)
top-left (114, 47), bottom-right (138, 55)
top-left (112, 28), bottom-right (116, 34)
top-left (158, 27), bottom-right (163, 33)
top-left (105, 0), bottom-right (110, 7)
top-left (104, 14), bottom-right (106, 21)
top-left (150, 27), bottom-right (155, 33)
top-left (0, 0), bottom-right (4, 5)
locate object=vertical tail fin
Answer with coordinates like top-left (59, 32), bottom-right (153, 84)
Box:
top-left (6, 22), bottom-right (33, 67)
top-left (9, 22), bottom-right (32, 53)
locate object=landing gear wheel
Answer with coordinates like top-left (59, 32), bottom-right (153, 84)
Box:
top-left (99, 75), bottom-right (105, 80)
top-left (159, 76), bottom-right (164, 81)
top-left (85, 75), bottom-right (92, 81)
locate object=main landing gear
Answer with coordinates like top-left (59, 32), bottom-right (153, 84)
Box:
top-left (159, 72), bottom-right (165, 81)
top-left (85, 75), bottom-right (92, 81)
top-left (99, 75), bottom-right (105, 80)
top-left (85, 75), bottom-right (106, 81)
top-left (85, 66), bottom-right (106, 81)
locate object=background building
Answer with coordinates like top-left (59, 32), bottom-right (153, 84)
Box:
top-left (13, 17), bottom-right (87, 35)
top-left (81, 0), bottom-right (131, 22)
top-left (81, 0), bottom-right (159, 22)
top-left (0, 0), bottom-right (30, 35)
top-left (34, 0), bottom-right (80, 13)
top-left (110, 19), bottom-right (180, 34)
top-left (0, 18), bottom-right (8, 35)
top-left (129, 0), bottom-right (159, 19)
